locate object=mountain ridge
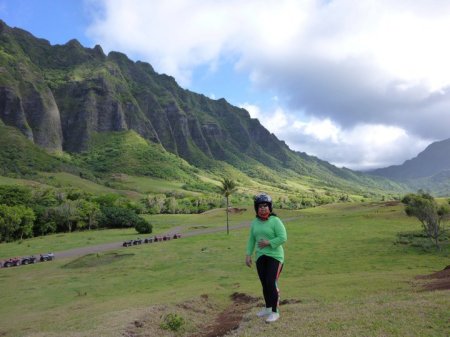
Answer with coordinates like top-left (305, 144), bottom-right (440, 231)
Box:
top-left (368, 138), bottom-right (450, 195)
top-left (0, 20), bottom-right (408, 197)
top-left (369, 138), bottom-right (450, 180)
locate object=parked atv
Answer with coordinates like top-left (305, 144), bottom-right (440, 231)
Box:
top-left (144, 237), bottom-right (154, 243)
top-left (132, 238), bottom-right (143, 245)
top-left (3, 257), bottom-right (21, 267)
top-left (21, 256), bottom-right (37, 265)
top-left (123, 240), bottom-right (133, 247)
top-left (40, 253), bottom-right (54, 262)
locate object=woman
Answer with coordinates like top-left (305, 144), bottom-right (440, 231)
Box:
top-left (245, 193), bottom-right (287, 323)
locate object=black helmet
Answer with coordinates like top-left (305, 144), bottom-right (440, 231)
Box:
top-left (254, 193), bottom-right (273, 212)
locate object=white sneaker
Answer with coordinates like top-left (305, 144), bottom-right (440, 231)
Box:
top-left (256, 307), bottom-right (272, 317)
top-left (265, 312), bottom-right (280, 323)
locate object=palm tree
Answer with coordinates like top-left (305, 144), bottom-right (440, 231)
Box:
top-left (219, 178), bottom-right (237, 235)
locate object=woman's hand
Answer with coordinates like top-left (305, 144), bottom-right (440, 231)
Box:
top-left (245, 255), bottom-right (252, 268)
top-left (258, 239), bottom-right (270, 248)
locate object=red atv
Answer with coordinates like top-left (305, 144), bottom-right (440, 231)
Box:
top-left (3, 257), bottom-right (21, 267)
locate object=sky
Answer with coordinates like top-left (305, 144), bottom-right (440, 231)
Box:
top-left (1, 0), bottom-right (450, 171)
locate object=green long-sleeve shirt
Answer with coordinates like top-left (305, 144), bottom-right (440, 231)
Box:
top-left (246, 215), bottom-right (287, 263)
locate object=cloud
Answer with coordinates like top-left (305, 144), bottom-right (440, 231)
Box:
top-left (244, 103), bottom-right (431, 170)
top-left (86, 0), bottom-right (450, 169)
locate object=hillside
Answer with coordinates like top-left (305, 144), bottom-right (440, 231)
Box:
top-left (0, 123), bottom-right (71, 176)
top-left (0, 20), bottom-right (406, 198)
top-left (0, 203), bottom-right (448, 336)
top-left (369, 138), bottom-right (450, 195)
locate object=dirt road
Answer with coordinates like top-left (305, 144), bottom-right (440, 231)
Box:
top-left (54, 220), bottom-right (255, 260)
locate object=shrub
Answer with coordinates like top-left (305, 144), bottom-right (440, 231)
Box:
top-left (135, 219), bottom-right (153, 234)
top-left (402, 192), bottom-right (449, 249)
top-left (99, 206), bottom-right (141, 228)
top-left (0, 185), bottom-right (32, 206)
top-left (160, 313), bottom-right (185, 332)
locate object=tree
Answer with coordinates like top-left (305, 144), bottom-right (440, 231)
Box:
top-left (145, 194), bottom-right (166, 214)
top-left (0, 185), bottom-right (32, 206)
top-left (0, 204), bottom-right (21, 242)
top-left (99, 206), bottom-right (142, 228)
top-left (402, 192), bottom-right (449, 249)
top-left (0, 204), bottom-right (35, 242)
top-left (52, 201), bottom-right (79, 232)
top-left (33, 188), bottom-right (59, 207)
top-left (164, 197), bottom-right (179, 214)
top-left (219, 178), bottom-right (237, 235)
top-left (78, 200), bottom-right (101, 230)
top-left (15, 205), bottom-right (35, 240)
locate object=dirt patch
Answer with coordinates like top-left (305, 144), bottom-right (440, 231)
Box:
top-left (415, 265), bottom-right (450, 291)
top-left (383, 201), bottom-right (401, 207)
top-left (188, 292), bottom-right (259, 337)
top-left (227, 208), bottom-right (247, 214)
top-left (122, 293), bottom-right (260, 337)
top-left (280, 298), bottom-right (302, 305)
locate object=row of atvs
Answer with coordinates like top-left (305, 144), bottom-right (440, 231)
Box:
top-left (123, 234), bottom-right (182, 247)
top-left (0, 253), bottom-right (55, 268)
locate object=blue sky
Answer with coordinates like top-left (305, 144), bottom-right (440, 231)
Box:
top-left (2, 0), bottom-right (450, 170)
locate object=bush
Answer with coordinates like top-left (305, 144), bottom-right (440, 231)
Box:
top-left (135, 219), bottom-right (153, 234)
top-left (99, 206), bottom-right (141, 228)
top-left (0, 185), bottom-right (32, 206)
top-left (160, 313), bottom-right (185, 332)
top-left (402, 192), bottom-right (449, 249)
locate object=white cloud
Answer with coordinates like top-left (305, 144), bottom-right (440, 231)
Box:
top-left (293, 118), bottom-right (340, 143)
top-left (85, 0), bottom-right (450, 169)
top-left (241, 102), bottom-right (431, 170)
top-left (241, 103), bottom-right (261, 120)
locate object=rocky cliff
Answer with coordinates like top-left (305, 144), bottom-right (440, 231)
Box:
top-left (0, 20), bottom-right (403, 192)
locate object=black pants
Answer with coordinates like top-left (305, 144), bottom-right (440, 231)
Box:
top-left (256, 255), bottom-right (283, 312)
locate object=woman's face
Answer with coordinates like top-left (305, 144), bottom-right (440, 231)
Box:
top-left (257, 203), bottom-right (270, 217)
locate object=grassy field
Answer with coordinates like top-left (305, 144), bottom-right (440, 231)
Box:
top-left (0, 202), bottom-right (448, 337)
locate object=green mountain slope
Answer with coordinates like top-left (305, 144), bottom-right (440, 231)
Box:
top-left (370, 138), bottom-right (450, 180)
top-left (0, 123), bottom-right (67, 176)
top-left (368, 138), bottom-right (450, 195)
top-left (74, 130), bottom-right (197, 181)
top-left (0, 20), bottom-right (408, 197)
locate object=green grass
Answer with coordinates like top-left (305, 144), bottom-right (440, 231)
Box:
top-left (0, 175), bottom-right (50, 188)
top-left (0, 228), bottom-right (138, 259)
top-left (0, 208), bottom-right (254, 259)
top-left (37, 172), bottom-right (145, 200)
top-left (106, 174), bottom-right (198, 195)
top-left (75, 131), bottom-right (197, 182)
top-left (0, 202), bottom-right (448, 337)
